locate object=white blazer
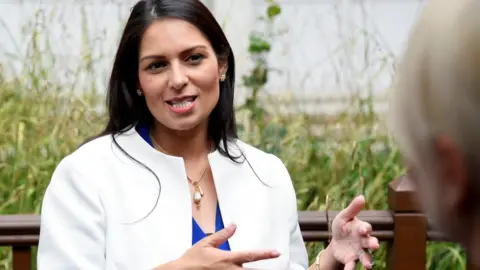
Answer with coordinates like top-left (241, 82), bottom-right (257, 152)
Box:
top-left (37, 127), bottom-right (309, 270)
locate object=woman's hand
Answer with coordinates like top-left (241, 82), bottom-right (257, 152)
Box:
top-left (327, 195), bottom-right (380, 270)
top-left (156, 223), bottom-right (280, 270)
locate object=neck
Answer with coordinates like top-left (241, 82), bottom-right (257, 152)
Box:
top-left (151, 122), bottom-right (212, 161)
top-left (466, 216), bottom-right (480, 267)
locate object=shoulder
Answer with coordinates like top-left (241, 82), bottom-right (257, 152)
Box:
top-left (235, 139), bottom-right (286, 166)
top-left (49, 134), bottom-right (114, 187)
top-left (233, 139), bottom-right (300, 220)
top-left (68, 134), bottom-right (115, 164)
top-left (43, 135), bottom-right (115, 214)
top-left (233, 139), bottom-right (293, 186)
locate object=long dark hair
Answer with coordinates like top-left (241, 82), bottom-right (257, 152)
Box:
top-left (86, 0), bottom-right (239, 162)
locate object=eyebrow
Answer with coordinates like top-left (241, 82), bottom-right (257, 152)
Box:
top-left (139, 45), bottom-right (207, 62)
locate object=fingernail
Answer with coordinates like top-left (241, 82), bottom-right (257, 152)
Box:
top-left (227, 223), bottom-right (236, 230)
top-left (271, 251), bottom-right (281, 257)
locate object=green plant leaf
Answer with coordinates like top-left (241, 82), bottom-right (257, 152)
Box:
top-left (267, 4), bottom-right (281, 19)
top-left (248, 35), bottom-right (271, 53)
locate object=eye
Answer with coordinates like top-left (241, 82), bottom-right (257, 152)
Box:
top-left (147, 61), bottom-right (167, 71)
top-left (186, 54), bottom-right (204, 64)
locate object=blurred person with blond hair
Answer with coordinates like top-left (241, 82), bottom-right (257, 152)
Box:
top-left (388, 0), bottom-right (480, 266)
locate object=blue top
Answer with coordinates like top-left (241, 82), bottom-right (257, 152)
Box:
top-left (136, 125), bottom-right (231, 250)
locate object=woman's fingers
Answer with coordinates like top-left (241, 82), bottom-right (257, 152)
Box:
top-left (332, 197), bottom-right (380, 269)
top-left (343, 261), bottom-right (356, 270)
top-left (227, 249), bottom-right (281, 265)
top-left (361, 236), bottom-right (380, 250)
top-left (204, 223), bottom-right (237, 247)
top-left (357, 221), bottom-right (372, 236)
top-left (351, 220), bottom-right (380, 250)
top-left (357, 249), bottom-right (374, 269)
top-left (336, 195), bottom-right (366, 222)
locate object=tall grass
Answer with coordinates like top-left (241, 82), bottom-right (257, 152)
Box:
top-left (0, 1), bottom-right (467, 269)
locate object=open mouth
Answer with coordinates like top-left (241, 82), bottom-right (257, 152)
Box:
top-left (165, 96), bottom-right (198, 114)
top-left (166, 96), bottom-right (197, 109)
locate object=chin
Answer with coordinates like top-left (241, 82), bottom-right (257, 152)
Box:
top-left (170, 123), bottom-right (199, 131)
top-left (155, 107), bottom-right (209, 132)
top-left (165, 118), bottom-right (205, 132)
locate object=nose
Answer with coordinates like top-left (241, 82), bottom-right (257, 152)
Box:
top-left (168, 62), bottom-right (189, 90)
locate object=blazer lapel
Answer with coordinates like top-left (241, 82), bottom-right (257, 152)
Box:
top-left (208, 144), bottom-right (271, 253)
top-left (115, 128), bottom-right (193, 264)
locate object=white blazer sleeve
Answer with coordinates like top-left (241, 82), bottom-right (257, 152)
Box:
top-left (288, 216), bottom-right (309, 269)
top-left (271, 155), bottom-right (309, 269)
top-left (37, 155), bottom-right (106, 270)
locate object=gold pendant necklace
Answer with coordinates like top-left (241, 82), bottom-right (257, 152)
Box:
top-left (149, 131), bottom-right (210, 209)
top-left (188, 166), bottom-right (208, 209)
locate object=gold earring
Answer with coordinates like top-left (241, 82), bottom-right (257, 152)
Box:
top-left (136, 89), bottom-right (142, 96)
top-left (220, 74), bottom-right (226, 82)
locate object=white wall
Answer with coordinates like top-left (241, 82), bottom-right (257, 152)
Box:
top-left (0, 0), bottom-right (426, 111)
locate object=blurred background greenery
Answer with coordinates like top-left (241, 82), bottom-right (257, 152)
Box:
top-left (0, 0), bottom-right (466, 269)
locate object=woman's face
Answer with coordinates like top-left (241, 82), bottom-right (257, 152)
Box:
top-left (138, 18), bottom-right (227, 131)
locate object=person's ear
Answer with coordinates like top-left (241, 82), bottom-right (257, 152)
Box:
top-left (218, 61), bottom-right (228, 80)
top-left (434, 135), bottom-right (469, 210)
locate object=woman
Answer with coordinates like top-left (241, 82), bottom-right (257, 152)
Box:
top-left (388, 0), bottom-right (480, 266)
top-left (37, 0), bottom-right (379, 269)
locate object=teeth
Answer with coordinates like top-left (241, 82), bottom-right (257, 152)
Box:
top-left (172, 100), bottom-right (192, 109)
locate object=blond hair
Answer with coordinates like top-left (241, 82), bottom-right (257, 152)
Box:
top-left (388, 0), bottom-right (480, 170)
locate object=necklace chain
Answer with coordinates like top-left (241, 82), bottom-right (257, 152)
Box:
top-left (149, 130), bottom-right (210, 209)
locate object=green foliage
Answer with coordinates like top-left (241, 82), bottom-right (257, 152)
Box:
top-left (0, 1), bottom-right (466, 269)
top-left (267, 5), bottom-right (281, 19)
